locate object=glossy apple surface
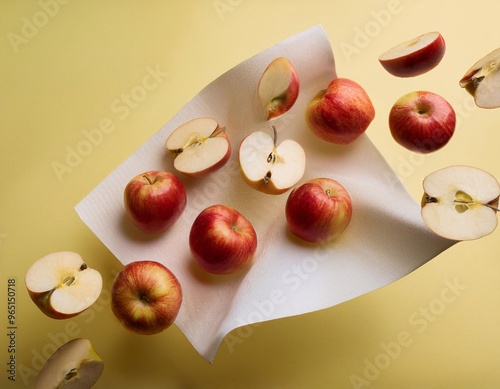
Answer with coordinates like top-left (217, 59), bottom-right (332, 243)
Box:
top-left (111, 260), bottom-right (183, 335)
top-left (389, 91), bottom-right (456, 153)
top-left (285, 177), bottom-right (353, 243)
top-left (165, 117), bottom-right (231, 177)
top-left (306, 78), bottom-right (375, 145)
top-left (189, 204), bottom-right (258, 274)
top-left (379, 31), bottom-right (446, 77)
top-left (124, 170), bottom-right (187, 233)
top-left (25, 251), bottom-right (102, 319)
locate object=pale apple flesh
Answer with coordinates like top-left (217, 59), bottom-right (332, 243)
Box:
top-left (459, 47), bottom-right (500, 108)
top-left (25, 252), bottom-right (103, 319)
top-left (379, 32), bottom-right (446, 77)
top-left (35, 338), bottom-right (104, 389)
top-left (165, 117), bottom-right (231, 176)
top-left (421, 165), bottom-right (500, 241)
top-left (258, 57), bottom-right (300, 120)
top-left (239, 127), bottom-right (306, 194)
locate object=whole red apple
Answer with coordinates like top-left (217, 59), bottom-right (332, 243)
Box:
top-left (189, 204), bottom-right (258, 275)
top-left (389, 91), bottom-right (456, 153)
top-left (306, 78), bottom-right (375, 145)
top-left (124, 170), bottom-right (187, 233)
top-left (285, 177), bottom-right (352, 243)
top-left (111, 260), bottom-right (182, 335)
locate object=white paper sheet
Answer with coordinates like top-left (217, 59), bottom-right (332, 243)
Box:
top-left (75, 25), bottom-right (455, 362)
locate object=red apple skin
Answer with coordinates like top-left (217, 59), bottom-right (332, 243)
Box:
top-left (111, 260), bottom-right (182, 335)
top-left (267, 68), bottom-right (300, 120)
top-left (285, 178), bottom-right (352, 243)
top-left (27, 290), bottom-right (83, 320)
top-left (306, 78), bottom-right (375, 145)
top-left (379, 33), bottom-right (446, 78)
top-left (389, 91), bottom-right (456, 153)
top-left (189, 204), bottom-right (258, 275)
top-left (124, 171), bottom-right (187, 233)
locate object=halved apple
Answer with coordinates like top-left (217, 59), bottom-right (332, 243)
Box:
top-left (25, 251), bottom-right (103, 319)
top-left (378, 31), bottom-right (446, 77)
top-left (459, 47), bottom-right (500, 108)
top-left (165, 117), bottom-right (231, 177)
top-left (258, 57), bottom-right (300, 120)
top-left (421, 165), bottom-right (500, 241)
top-left (239, 126), bottom-right (306, 195)
top-left (35, 338), bottom-right (104, 389)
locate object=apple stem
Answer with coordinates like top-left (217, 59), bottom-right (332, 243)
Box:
top-left (486, 204), bottom-right (500, 212)
top-left (142, 174), bottom-right (154, 185)
top-left (64, 368), bottom-right (78, 382)
top-left (62, 276), bottom-right (76, 286)
top-left (210, 126), bottom-right (226, 138)
top-left (266, 126), bottom-right (279, 164)
top-left (424, 195), bottom-right (438, 204)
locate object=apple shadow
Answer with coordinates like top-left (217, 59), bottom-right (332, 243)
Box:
top-left (119, 211), bottom-right (171, 244)
top-left (284, 224), bottom-right (321, 248)
top-left (186, 254), bottom-right (253, 286)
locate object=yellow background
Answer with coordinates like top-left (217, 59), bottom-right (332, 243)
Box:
top-left (1, 1), bottom-right (499, 388)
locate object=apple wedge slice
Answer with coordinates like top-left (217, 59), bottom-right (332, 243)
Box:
top-left (459, 47), bottom-right (500, 108)
top-left (379, 31), bottom-right (446, 77)
top-left (165, 117), bottom-right (231, 177)
top-left (239, 126), bottom-right (305, 195)
top-left (25, 251), bottom-right (103, 319)
top-left (35, 338), bottom-right (103, 389)
top-left (258, 57), bottom-right (300, 120)
top-left (421, 165), bottom-right (500, 241)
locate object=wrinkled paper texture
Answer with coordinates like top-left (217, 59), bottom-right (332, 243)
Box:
top-left (75, 25), bottom-right (454, 362)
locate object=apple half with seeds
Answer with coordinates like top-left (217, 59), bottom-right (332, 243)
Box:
top-left (35, 338), bottom-right (103, 389)
top-left (165, 117), bottom-right (231, 177)
top-left (421, 165), bottom-right (499, 241)
top-left (25, 251), bottom-right (103, 319)
top-left (239, 126), bottom-right (306, 195)
top-left (459, 47), bottom-right (500, 108)
top-left (258, 57), bottom-right (300, 120)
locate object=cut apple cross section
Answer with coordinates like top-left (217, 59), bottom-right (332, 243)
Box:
top-left (239, 126), bottom-right (306, 195)
top-left (421, 165), bottom-right (500, 241)
top-left (258, 57), bottom-right (300, 120)
top-left (25, 251), bottom-right (103, 319)
top-left (459, 47), bottom-right (500, 108)
top-left (165, 117), bottom-right (231, 177)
